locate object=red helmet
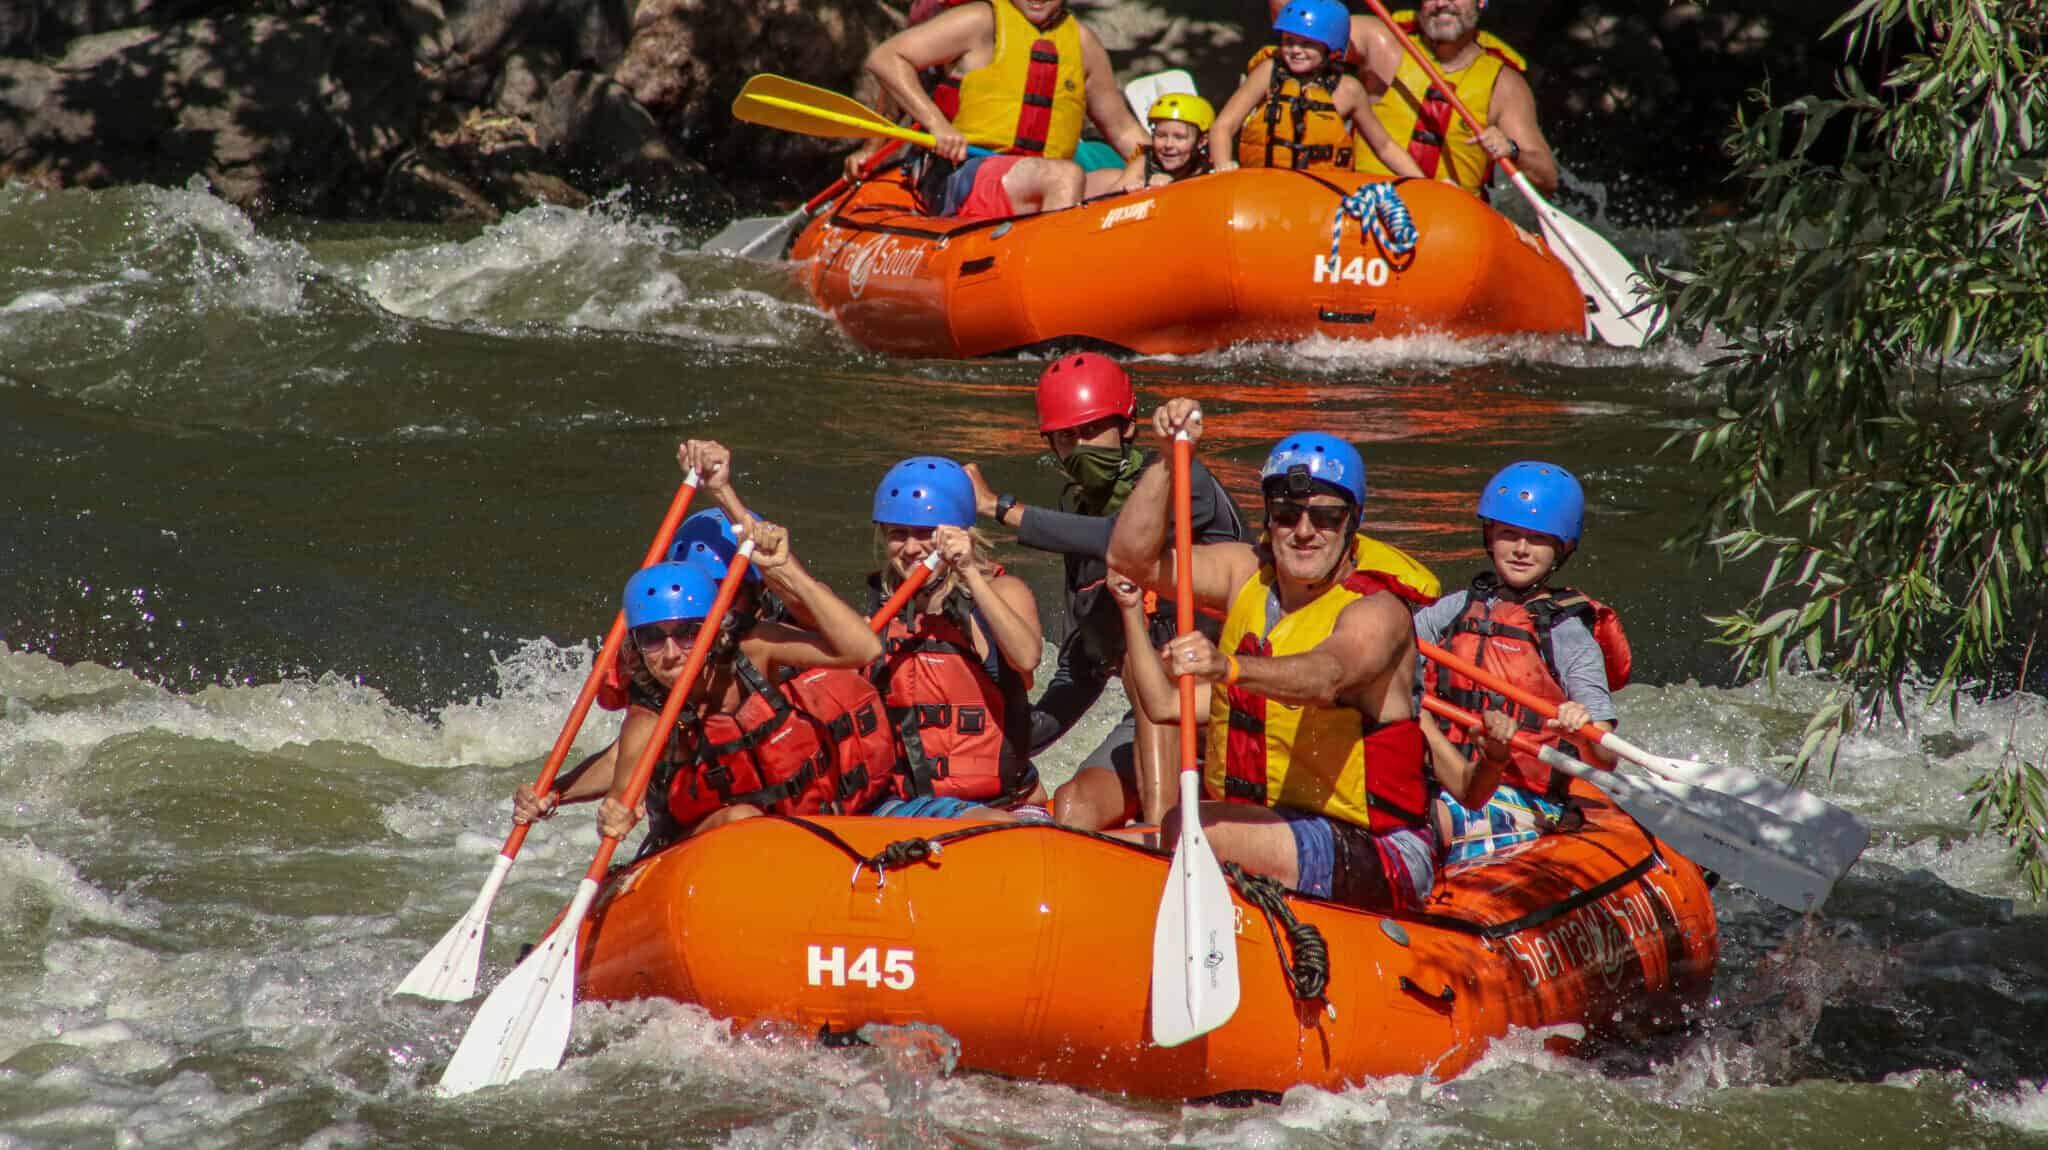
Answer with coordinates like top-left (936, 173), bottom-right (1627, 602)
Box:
top-left (1035, 353), bottom-right (1135, 433)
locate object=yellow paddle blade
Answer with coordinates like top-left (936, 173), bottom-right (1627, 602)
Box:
top-left (742, 75), bottom-right (898, 130)
top-left (731, 74), bottom-right (1006, 151)
top-left (733, 74), bottom-right (933, 147)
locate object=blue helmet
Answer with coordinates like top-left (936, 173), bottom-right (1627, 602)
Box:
top-left (1273, 0), bottom-right (1350, 54)
top-left (872, 456), bottom-right (976, 528)
top-left (623, 561), bottom-right (720, 629)
top-left (1476, 461), bottom-right (1585, 545)
top-left (1261, 432), bottom-right (1366, 506)
top-left (669, 508), bottom-right (760, 585)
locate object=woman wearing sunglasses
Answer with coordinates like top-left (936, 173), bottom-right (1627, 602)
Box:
top-left (1106, 405), bottom-right (1443, 912)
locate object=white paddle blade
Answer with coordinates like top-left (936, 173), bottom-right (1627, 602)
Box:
top-left (1511, 173), bottom-right (1663, 348)
top-left (435, 878), bottom-right (596, 1096)
top-left (704, 211), bottom-right (798, 255)
top-left (395, 854), bottom-right (515, 1002)
top-left (1544, 750), bottom-right (1849, 911)
top-left (1627, 750), bottom-right (1870, 883)
top-left (1151, 775), bottom-right (1240, 1048)
top-left (1123, 69), bottom-right (1198, 123)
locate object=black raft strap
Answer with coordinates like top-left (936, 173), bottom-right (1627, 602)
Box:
top-left (1223, 776), bottom-right (1266, 802)
top-left (724, 758), bottom-right (821, 812)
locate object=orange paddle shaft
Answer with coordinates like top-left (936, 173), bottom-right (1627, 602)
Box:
top-left (1173, 434), bottom-right (1198, 775)
top-left (868, 553), bottom-right (938, 632)
top-left (1420, 693), bottom-right (1552, 761)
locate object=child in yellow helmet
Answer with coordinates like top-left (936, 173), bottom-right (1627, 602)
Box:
top-left (1210, 0), bottom-right (1422, 177)
top-left (1116, 92), bottom-right (1217, 189)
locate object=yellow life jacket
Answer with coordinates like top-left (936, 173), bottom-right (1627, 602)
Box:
top-left (1354, 11), bottom-right (1526, 196)
top-left (936, 0), bottom-right (1086, 159)
top-left (1205, 535), bottom-right (1439, 833)
top-left (1236, 45), bottom-right (1354, 172)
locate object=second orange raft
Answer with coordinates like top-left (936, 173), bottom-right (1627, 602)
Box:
top-left (786, 166), bottom-right (1588, 358)
top-left (572, 781), bottom-right (1718, 1099)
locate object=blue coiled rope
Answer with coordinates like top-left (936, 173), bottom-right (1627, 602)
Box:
top-left (1330, 182), bottom-right (1418, 265)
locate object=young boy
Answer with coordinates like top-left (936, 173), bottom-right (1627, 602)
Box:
top-left (1416, 461), bottom-right (1631, 863)
top-left (1209, 0), bottom-right (1423, 177)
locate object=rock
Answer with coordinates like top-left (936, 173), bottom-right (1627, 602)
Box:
top-left (0, 9), bottom-right (418, 215)
top-left (1, 0), bottom-right (164, 57)
top-left (492, 44), bottom-right (564, 119)
top-left (382, 149), bottom-right (499, 221)
top-left (617, 0), bottom-right (901, 176)
top-left (532, 67), bottom-right (724, 211)
top-left (484, 167), bottom-right (590, 210)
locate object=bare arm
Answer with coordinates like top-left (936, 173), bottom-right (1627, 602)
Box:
top-left (1161, 590), bottom-right (1410, 709)
top-left (1079, 24), bottom-right (1148, 159)
top-left (1119, 148), bottom-right (1152, 189)
top-left (1104, 398), bottom-right (1260, 610)
top-left (1340, 77), bottom-right (1423, 178)
top-left (1485, 68), bottom-right (1558, 194)
top-left (864, 5), bottom-right (993, 162)
top-left (512, 740), bottom-right (619, 823)
top-left (945, 526), bottom-right (1042, 681)
top-left (1112, 582), bottom-right (1182, 722)
top-left (743, 536), bottom-right (885, 674)
top-left (1420, 709), bottom-right (1501, 809)
top-left (600, 705), bottom-right (661, 808)
top-left (1350, 16), bottom-right (1404, 93)
top-left (1207, 61), bottom-right (1273, 171)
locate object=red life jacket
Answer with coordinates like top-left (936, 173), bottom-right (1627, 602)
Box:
top-left (645, 655), bottom-right (901, 836)
top-left (596, 651), bottom-right (630, 712)
top-left (867, 572), bottom-right (1038, 805)
top-left (1428, 574), bottom-right (1632, 799)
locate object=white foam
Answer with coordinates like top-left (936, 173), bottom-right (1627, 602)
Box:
top-left (136, 176), bottom-right (317, 315)
top-left (350, 202), bottom-right (831, 346)
top-left (1158, 327), bottom-right (1706, 375)
top-left (0, 839), bottom-right (149, 928)
top-left (1975, 1079), bottom-right (2048, 1133)
top-left (0, 640), bottom-right (618, 774)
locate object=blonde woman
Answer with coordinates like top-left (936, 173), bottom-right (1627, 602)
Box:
top-left (867, 456), bottom-right (1049, 816)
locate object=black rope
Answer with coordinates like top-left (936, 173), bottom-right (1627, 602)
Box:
top-left (766, 814), bottom-right (1035, 887)
top-left (1224, 863), bottom-right (1329, 1002)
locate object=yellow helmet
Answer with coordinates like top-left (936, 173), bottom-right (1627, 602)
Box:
top-left (1146, 92), bottom-right (1216, 133)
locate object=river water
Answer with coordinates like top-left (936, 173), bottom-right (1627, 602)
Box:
top-left (2, 179), bottom-right (2044, 1148)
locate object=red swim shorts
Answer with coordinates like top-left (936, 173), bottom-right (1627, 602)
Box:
top-left (948, 155), bottom-right (1024, 220)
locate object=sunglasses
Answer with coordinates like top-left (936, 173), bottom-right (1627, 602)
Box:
top-left (632, 621), bottom-right (700, 650)
top-left (1267, 501), bottom-right (1351, 531)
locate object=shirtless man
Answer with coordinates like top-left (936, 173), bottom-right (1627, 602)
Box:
top-left (1106, 401), bottom-right (1440, 911)
top-left (863, 0), bottom-right (1149, 219)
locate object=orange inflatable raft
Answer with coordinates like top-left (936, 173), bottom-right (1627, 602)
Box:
top-left (572, 782), bottom-right (1719, 1099)
top-left (785, 166), bottom-right (1588, 357)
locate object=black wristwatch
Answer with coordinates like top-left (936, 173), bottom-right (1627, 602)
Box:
top-left (1507, 139), bottom-right (1522, 162)
top-left (994, 492), bottom-right (1019, 525)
